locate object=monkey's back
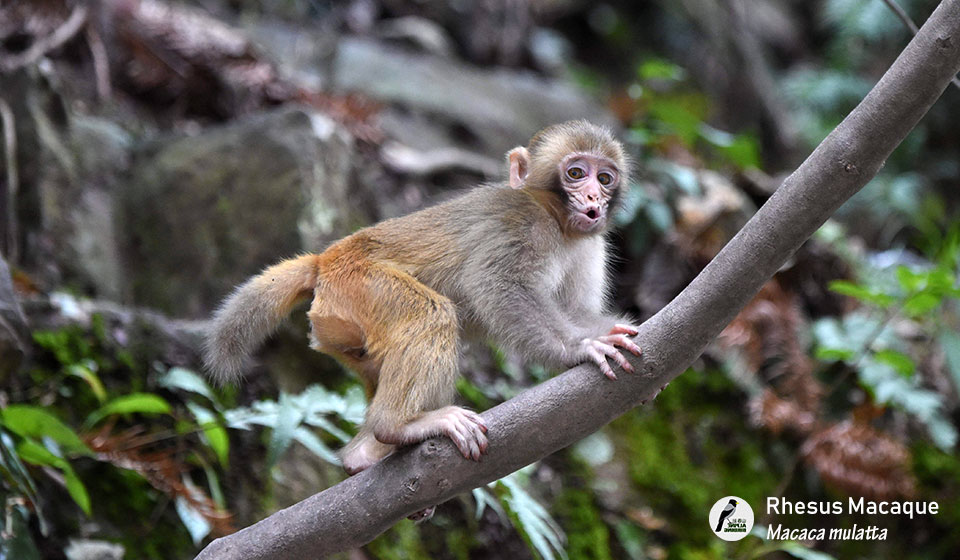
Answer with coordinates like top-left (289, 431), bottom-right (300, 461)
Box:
top-left (344, 184), bottom-right (566, 311)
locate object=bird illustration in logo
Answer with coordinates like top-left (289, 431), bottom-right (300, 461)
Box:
top-left (715, 499), bottom-right (738, 532)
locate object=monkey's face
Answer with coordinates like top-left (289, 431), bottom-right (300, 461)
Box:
top-left (559, 152), bottom-right (621, 233)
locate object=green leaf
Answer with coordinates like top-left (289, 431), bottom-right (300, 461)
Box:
top-left (717, 133), bottom-right (761, 169)
top-left (186, 403), bottom-right (229, 468)
top-left (160, 367), bottom-right (219, 405)
top-left (895, 265), bottom-right (926, 292)
top-left (0, 406), bottom-right (91, 456)
top-left (85, 393), bottom-right (172, 427)
top-left (63, 466), bottom-right (92, 516)
top-left (292, 427), bottom-right (340, 465)
top-left (500, 474), bottom-right (567, 560)
top-left (815, 347), bottom-right (855, 362)
top-left (827, 280), bottom-right (895, 307)
top-left (15, 439), bottom-right (90, 515)
top-left (873, 349), bottom-right (915, 377)
top-left (267, 393), bottom-right (303, 468)
top-left (0, 431), bottom-right (46, 533)
top-left (66, 362), bottom-right (107, 403)
top-left (472, 486), bottom-right (508, 523)
top-left (637, 58), bottom-right (685, 81)
top-left (648, 95), bottom-right (707, 146)
top-left (202, 463), bottom-right (226, 508)
top-left (902, 292), bottom-right (941, 316)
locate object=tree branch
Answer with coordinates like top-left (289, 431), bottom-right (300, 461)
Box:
top-left (196, 2), bottom-right (960, 558)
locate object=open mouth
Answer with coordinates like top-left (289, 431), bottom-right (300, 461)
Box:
top-left (570, 209), bottom-right (603, 232)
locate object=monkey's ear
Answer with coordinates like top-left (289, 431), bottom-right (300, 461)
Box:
top-left (507, 147), bottom-right (530, 189)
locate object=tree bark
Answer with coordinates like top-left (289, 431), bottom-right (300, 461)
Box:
top-left (196, 2), bottom-right (960, 558)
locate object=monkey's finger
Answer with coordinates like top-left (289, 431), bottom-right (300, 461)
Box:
top-left (594, 341), bottom-right (634, 374)
top-left (466, 435), bottom-right (481, 461)
top-left (585, 345), bottom-right (617, 380)
top-left (477, 432), bottom-right (489, 454)
top-left (467, 426), bottom-right (487, 461)
top-left (463, 410), bottom-right (488, 433)
top-left (611, 323), bottom-right (640, 336)
top-left (599, 334), bottom-right (642, 356)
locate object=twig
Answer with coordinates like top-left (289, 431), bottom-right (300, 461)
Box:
top-left (0, 5), bottom-right (89, 73)
top-left (882, 0), bottom-right (920, 33)
top-left (0, 97), bottom-right (17, 262)
top-left (880, 0), bottom-right (960, 91)
top-left (86, 24), bottom-right (112, 100)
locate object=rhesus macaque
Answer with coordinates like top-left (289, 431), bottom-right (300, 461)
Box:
top-left (204, 120), bottom-right (640, 479)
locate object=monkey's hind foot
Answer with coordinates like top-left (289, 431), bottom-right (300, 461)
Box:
top-left (341, 432), bottom-right (395, 475)
top-left (407, 505), bottom-right (436, 524)
top-left (387, 406), bottom-right (489, 461)
top-left (433, 406), bottom-right (489, 461)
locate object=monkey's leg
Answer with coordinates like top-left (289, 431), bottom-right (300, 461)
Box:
top-left (361, 265), bottom-right (489, 461)
top-left (308, 293), bottom-right (397, 474)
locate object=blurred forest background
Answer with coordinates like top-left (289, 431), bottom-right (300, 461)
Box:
top-left (1, 0), bottom-right (959, 559)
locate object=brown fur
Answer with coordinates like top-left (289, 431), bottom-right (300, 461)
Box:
top-left (204, 121), bottom-right (637, 475)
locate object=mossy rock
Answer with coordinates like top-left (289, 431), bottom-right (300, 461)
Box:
top-left (121, 108), bottom-right (366, 317)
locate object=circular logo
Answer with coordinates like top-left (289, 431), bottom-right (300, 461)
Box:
top-left (709, 496), bottom-right (754, 541)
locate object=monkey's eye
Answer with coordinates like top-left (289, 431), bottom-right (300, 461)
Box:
top-left (567, 167), bottom-right (585, 180)
top-left (598, 173), bottom-right (613, 186)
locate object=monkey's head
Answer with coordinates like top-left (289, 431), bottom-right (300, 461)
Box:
top-left (508, 120), bottom-right (629, 235)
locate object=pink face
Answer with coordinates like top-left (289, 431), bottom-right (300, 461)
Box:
top-left (559, 152), bottom-right (620, 233)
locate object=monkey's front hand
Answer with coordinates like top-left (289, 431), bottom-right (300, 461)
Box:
top-left (575, 324), bottom-right (642, 380)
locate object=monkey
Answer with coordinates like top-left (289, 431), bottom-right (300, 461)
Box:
top-left (204, 120), bottom-right (641, 480)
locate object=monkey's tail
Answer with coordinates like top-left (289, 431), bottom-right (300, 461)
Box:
top-left (203, 254), bottom-right (322, 383)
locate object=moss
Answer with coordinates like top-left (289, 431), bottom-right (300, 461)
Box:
top-left (611, 368), bottom-right (778, 553)
top-left (554, 474), bottom-right (612, 560)
top-left (910, 441), bottom-right (960, 557)
top-left (366, 521), bottom-right (431, 560)
top-left (442, 525), bottom-right (476, 560)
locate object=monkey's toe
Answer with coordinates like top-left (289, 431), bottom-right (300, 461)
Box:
top-left (440, 407), bottom-right (489, 461)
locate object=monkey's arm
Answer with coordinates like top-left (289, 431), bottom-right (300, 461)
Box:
top-left (468, 272), bottom-right (639, 380)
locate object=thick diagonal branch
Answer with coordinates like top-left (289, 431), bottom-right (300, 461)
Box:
top-left (197, 2), bottom-right (960, 558)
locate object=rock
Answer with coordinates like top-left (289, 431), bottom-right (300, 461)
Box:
top-left (8, 66), bottom-right (131, 300)
top-left (330, 37), bottom-right (614, 155)
top-left (121, 107), bottom-right (369, 317)
top-left (246, 23), bottom-right (614, 156)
